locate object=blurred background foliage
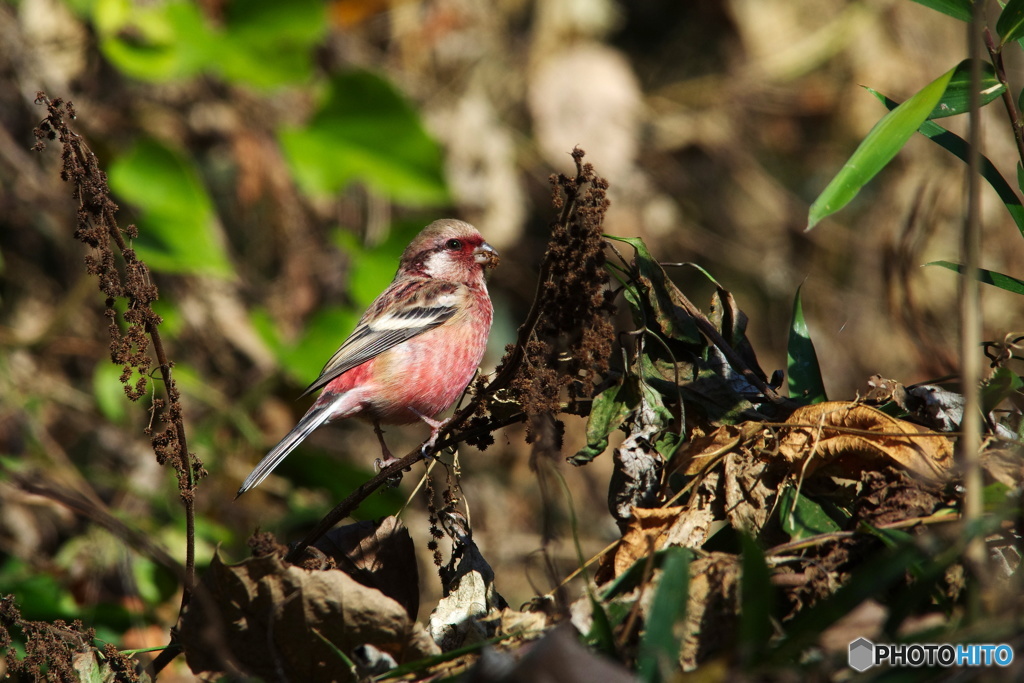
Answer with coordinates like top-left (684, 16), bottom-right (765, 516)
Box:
top-left (0, 0), bottom-right (1022, 676)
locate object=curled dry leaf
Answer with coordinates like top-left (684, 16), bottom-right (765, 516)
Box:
top-left (181, 552), bottom-right (439, 682)
top-left (777, 401), bottom-right (953, 482)
top-left (314, 515), bottom-right (419, 620)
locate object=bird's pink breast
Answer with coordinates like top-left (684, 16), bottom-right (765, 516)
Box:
top-left (319, 287), bottom-right (492, 425)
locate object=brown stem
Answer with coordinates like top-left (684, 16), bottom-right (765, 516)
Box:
top-left (984, 29), bottom-right (1024, 168)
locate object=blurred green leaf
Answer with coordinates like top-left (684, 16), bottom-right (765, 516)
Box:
top-left (786, 285), bottom-right (827, 405)
top-left (95, 0), bottom-right (214, 82)
top-left (92, 362), bottom-right (128, 423)
top-left (908, 0), bottom-right (973, 22)
top-left (108, 139), bottom-right (234, 277)
top-left (637, 546), bottom-right (689, 683)
top-left (94, 0), bottom-right (324, 87)
top-left (871, 89), bottom-right (1024, 239)
top-left (279, 71), bottom-right (449, 205)
top-left (778, 486), bottom-right (841, 540)
top-left (331, 220), bottom-right (424, 308)
top-left (808, 63), bottom-right (958, 229)
top-left (218, 0), bottom-right (326, 87)
top-left (998, 0), bottom-right (1024, 45)
top-left (251, 306), bottom-right (361, 385)
top-left (926, 261), bottom-right (1024, 295)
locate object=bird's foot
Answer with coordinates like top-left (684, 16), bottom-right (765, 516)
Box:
top-left (410, 409), bottom-right (449, 459)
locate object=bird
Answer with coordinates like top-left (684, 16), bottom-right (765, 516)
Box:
top-left (237, 219), bottom-right (498, 497)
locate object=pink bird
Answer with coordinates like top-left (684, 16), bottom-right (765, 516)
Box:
top-left (238, 219), bottom-right (498, 496)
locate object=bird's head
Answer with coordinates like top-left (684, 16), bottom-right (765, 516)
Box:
top-left (400, 219), bottom-right (499, 282)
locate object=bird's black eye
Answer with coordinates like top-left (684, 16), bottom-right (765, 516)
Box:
top-left (445, 238), bottom-right (463, 250)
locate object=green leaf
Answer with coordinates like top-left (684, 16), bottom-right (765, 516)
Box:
top-left (908, 0), bottom-right (973, 22)
top-left (571, 379), bottom-right (639, 465)
top-left (1019, 161), bottom-right (1024, 194)
top-left (870, 89), bottom-right (1024, 239)
top-left (786, 285), bottom-right (827, 404)
top-left (925, 60), bottom-right (1004, 119)
top-left (331, 220), bottom-right (423, 308)
top-left (108, 139), bottom-right (234, 277)
top-left (95, 0), bottom-right (215, 82)
top-left (926, 261), bottom-right (1024, 295)
top-left (998, 0), bottom-right (1024, 45)
top-left (738, 536), bottom-right (774, 666)
top-left (218, 0), bottom-right (326, 88)
top-left (279, 71), bottom-right (449, 205)
top-left (637, 547), bottom-right (689, 683)
top-left (251, 306), bottom-right (361, 385)
top-left (808, 64), bottom-right (958, 229)
top-left (605, 236), bottom-right (702, 345)
top-left (94, 0), bottom-right (324, 87)
top-left (778, 486), bottom-right (842, 540)
top-left (92, 362), bottom-right (131, 423)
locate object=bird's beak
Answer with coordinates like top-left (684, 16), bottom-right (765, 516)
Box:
top-left (474, 242), bottom-right (499, 269)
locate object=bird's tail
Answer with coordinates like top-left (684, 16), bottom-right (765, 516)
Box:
top-left (236, 405), bottom-right (333, 497)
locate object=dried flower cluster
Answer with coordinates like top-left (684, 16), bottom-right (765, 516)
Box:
top-left (501, 148), bottom-right (615, 437)
top-left (32, 94), bottom-right (205, 498)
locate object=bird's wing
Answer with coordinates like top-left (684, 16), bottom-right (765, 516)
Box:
top-left (299, 279), bottom-right (461, 397)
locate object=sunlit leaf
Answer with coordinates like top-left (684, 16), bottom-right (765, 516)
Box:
top-left (279, 71), bottom-right (449, 205)
top-left (871, 88), bottom-right (1024, 239)
top-left (786, 285), bottom-right (827, 405)
top-left (219, 0), bottom-right (326, 87)
top-left (95, 0), bottom-right (214, 81)
top-left (807, 64), bottom-right (958, 229)
top-left (108, 139), bottom-right (234, 277)
top-left (926, 261), bottom-right (1024, 295)
top-left (94, 0), bottom-right (324, 87)
top-left (923, 60), bottom-right (1004, 119)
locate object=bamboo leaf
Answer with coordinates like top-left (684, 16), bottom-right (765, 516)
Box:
top-left (807, 64), bottom-right (958, 229)
top-left (926, 261), bottom-right (1024, 295)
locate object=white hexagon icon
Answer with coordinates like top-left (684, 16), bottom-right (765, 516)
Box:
top-left (848, 638), bottom-right (875, 672)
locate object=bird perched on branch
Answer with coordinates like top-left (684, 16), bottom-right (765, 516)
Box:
top-left (237, 219), bottom-right (498, 497)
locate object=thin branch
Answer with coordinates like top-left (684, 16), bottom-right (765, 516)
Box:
top-left (984, 29), bottom-right (1024, 168)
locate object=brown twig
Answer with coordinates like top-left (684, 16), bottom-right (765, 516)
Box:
top-left (983, 28), bottom-right (1024, 169)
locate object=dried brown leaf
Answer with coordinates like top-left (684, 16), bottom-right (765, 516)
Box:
top-left (180, 552), bottom-right (439, 681)
top-left (778, 401), bottom-right (953, 482)
top-left (723, 450), bottom-right (784, 536)
top-left (314, 516), bottom-right (419, 620)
